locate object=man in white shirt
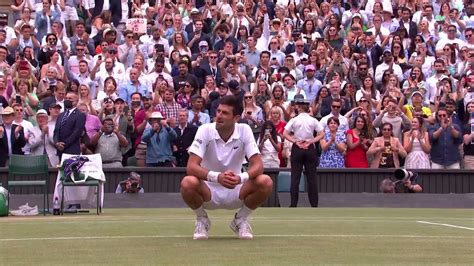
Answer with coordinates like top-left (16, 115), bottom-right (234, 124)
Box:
top-left (283, 97), bottom-right (324, 207)
top-left (374, 49), bottom-right (404, 84)
top-left (181, 95), bottom-right (273, 240)
top-left (435, 24), bottom-right (467, 53)
top-left (320, 98), bottom-right (350, 133)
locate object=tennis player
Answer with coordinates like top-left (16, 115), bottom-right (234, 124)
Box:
top-left (181, 95), bottom-right (273, 240)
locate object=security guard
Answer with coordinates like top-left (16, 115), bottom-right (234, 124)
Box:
top-left (283, 95), bottom-right (324, 207)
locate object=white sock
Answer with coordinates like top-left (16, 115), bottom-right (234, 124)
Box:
top-left (235, 204), bottom-right (253, 220)
top-left (193, 206), bottom-right (208, 218)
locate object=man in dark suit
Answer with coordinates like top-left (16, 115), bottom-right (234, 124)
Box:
top-left (173, 109), bottom-right (198, 167)
top-left (0, 107), bottom-right (26, 167)
top-left (194, 50), bottom-right (221, 88)
top-left (92, 0), bottom-right (122, 26)
top-left (41, 83), bottom-right (66, 111)
top-left (358, 34), bottom-right (383, 73)
top-left (398, 7), bottom-right (418, 39)
top-left (53, 92), bottom-right (86, 159)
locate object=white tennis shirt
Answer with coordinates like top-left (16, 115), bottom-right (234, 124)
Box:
top-left (188, 122), bottom-right (260, 175)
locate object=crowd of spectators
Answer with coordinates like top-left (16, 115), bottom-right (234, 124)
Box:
top-left (0, 0), bottom-right (473, 170)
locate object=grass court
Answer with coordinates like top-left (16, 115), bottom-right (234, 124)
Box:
top-left (1, 208), bottom-right (473, 265)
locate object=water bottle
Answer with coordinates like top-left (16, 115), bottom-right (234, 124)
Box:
top-left (53, 197), bottom-right (60, 215)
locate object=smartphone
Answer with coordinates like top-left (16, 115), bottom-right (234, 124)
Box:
top-left (247, 111), bottom-right (252, 115)
top-left (264, 129), bottom-right (270, 135)
top-left (15, 95), bottom-right (21, 104)
top-left (98, 55), bottom-right (102, 60)
top-left (123, 105), bottom-right (130, 114)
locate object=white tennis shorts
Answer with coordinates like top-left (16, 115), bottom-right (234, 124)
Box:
top-left (202, 181), bottom-right (243, 210)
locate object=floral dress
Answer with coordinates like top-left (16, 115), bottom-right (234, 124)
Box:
top-left (319, 131), bottom-right (346, 168)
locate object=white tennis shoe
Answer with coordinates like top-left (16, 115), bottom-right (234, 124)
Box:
top-left (230, 216), bottom-right (253, 240)
top-left (193, 217), bottom-right (211, 240)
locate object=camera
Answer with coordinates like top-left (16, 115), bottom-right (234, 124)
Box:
top-left (394, 169), bottom-right (417, 182)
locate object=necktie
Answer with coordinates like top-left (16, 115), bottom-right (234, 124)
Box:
top-left (211, 68), bottom-right (216, 77)
top-left (61, 110), bottom-right (70, 125)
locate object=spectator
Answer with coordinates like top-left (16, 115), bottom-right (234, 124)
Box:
top-left (346, 115), bottom-right (371, 168)
top-left (188, 95), bottom-right (210, 127)
top-left (463, 101), bottom-right (474, 169)
top-left (53, 91), bottom-right (86, 159)
top-left (429, 107), bottom-right (463, 169)
top-left (373, 98), bottom-right (411, 141)
top-left (403, 116), bottom-right (431, 169)
top-left (257, 121), bottom-right (282, 168)
top-left (141, 112), bottom-right (177, 167)
top-left (0, 106), bottom-right (26, 167)
top-left (90, 117), bottom-right (128, 168)
top-left (115, 172), bottom-right (144, 193)
top-left (320, 98), bottom-right (350, 133)
top-left (367, 122), bottom-right (407, 168)
top-left (320, 117), bottom-right (347, 168)
top-left (173, 109), bottom-right (198, 167)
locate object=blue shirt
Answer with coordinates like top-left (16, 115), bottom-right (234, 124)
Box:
top-left (187, 110), bottom-right (210, 127)
top-left (296, 77), bottom-right (322, 102)
top-left (118, 82), bottom-right (150, 104)
top-left (142, 126), bottom-right (177, 164)
top-left (428, 123), bottom-right (463, 165)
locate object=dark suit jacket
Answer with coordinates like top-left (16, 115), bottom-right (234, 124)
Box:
top-left (93, 0), bottom-right (122, 26)
top-left (359, 44), bottom-right (383, 72)
top-left (194, 60), bottom-right (221, 88)
top-left (40, 96), bottom-right (59, 111)
top-left (0, 124), bottom-right (26, 167)
top-left (399, 20), bottom-right (418, 39)
top-left (53, 108), bottom-right (86, 157)
top-left (173, 124), bottom-right (198, 167)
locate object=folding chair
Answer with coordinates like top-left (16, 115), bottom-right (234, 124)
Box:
top-left (7, 155), bottom-right (49, 215)
top-left (58, 154), bottom-right (104, 215)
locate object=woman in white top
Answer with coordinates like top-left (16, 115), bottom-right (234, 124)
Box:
top-left (403, 116), bottom-right (431, 169)
top-left (168, 32), bottom-right (191, 58)
top-left (257, 121), bottom-right (282, 168)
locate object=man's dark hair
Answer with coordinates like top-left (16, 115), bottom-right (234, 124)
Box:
top-left (103, 117), bottom-right (114, 124)
top-left (260, 51), bottom-right (270, 58)
top-left (219, 95), bottom-right (243, 116)
top-left (216, 23), bottom-right (229, 33)
top-left (131, 92), bottom-right (142, 99)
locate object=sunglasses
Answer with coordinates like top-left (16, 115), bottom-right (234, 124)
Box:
top-left (48, 38), bottom-right (57, 42)
top-left (296, 44), bottom-right (304, 47)
top-left (443, 48), bottom-right (450, 51)
top-left (126, 35), bottom-right (134, 39)
top-left (77, 48), bottom-right (84, 51)
top-left (244, 96), bottom-right (253, 99)
top-left (165, 19), bottom-right (172, 22)
top-left (359, 100), bottom-right (368, 103)
top-left (185, 84), bottom-right (191, 88)
top-left (466, 34), bottom-right (472, 38)
top-left (209, 56), bottom-right (217, 59)
top-left (331, 105), bottom-right (341, 109)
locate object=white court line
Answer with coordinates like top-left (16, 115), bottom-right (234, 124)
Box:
top-left (0, 234), bottom-right (471, 242)
top-left (417, 221), bottom-right (474, 231)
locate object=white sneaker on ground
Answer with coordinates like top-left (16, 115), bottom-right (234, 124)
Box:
top-left (193, 217), bottom-right (211, 240)
top-left (18, 203), bottom-right (35, 211)
top-left (10, 205), bottom-right (39, 216)
top-left (230, 216), bottom-right (253, 240)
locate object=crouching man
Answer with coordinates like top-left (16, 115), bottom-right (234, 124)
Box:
top-left (180, 95), bottom-right (273, 240)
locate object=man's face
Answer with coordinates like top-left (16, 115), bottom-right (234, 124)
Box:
top-left (192, 99), bottom-right (204, 110)
top-left (447, 27), bottom-right (457, 39)
top-left (365, 35), bottom-right (374, 47)
top-left (178, 111), bottom-right (188, 124)
top-left (178, 64), bottom-right (187, 75)
top-left (465, 30), bottom-right (473, 43)
top-left (247, 37), bottom-right (255, 47)
top-left (130, 69), bottom-right (139, 81)
top-left (209, 53), bottom-right (218, 64)
top-left (412, 94), bottom-right (422, 104)
top-left (103, 120), bottom-right (114, 134)
top-left (164, 91), bottom-right (174, 101)
top-left (105, 59), bottom-right (114, 70)
top-left (383, 53), bottom-right (393, 63)
top-left (79, 62), bottom-right (88, 73)
top-left (260, 53), bottom-right (270, 65)
top-left (0, 48), bottom-right (7, 60)
top-left (76, 45), bottom-right (85, 56)
top-left (55, 89), bottom-right (65, 100)
top-left (331, 101), bottom-right (342, 114)
top-left (195, 21), bottom-right (203, 31)
top-left (21, 28), bottom-right (31, 38)
top-left (445, 104), bottom-right (455, 114)
top-left (215, 104), bottom-right (238, 130)
top-left (218, 86), bottom-right (228, 96)
top-left (358, 65), bottom-right (368, 76)
top-left (284, 77), bottom-right (294, 87)
top-left (155, 62), bottom-right (164, 73)
top-left (306, 69), bottom-right (315, 79)
top-left (143, 97), bottom-right (152, 108)
top-left (434, 63), bottom-right (444, 73)
top-left (402, 10), bottom-right (410, 20)
top-left (75, 24), bottom-right (85, 35)
top-left (65, 93), bottom-right (78, 107)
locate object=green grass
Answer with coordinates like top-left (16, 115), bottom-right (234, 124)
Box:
top-left (0, 208), bottom-right (473, 265)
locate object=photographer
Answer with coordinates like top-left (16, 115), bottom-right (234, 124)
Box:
top-left (380, 169), bottom-right (423, 193)
top-left (89, 117), bottom-right (128, 168)
top-left (115, 172), bottom-right (144, 194)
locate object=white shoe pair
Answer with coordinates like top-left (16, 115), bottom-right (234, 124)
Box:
top-left (10, 203), bottom-right (39, 216)
top-left (193, 215), bottom-right (253, 240)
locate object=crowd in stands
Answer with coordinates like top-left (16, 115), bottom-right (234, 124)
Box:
top-left (0, 0), bottom-right (473, 170)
